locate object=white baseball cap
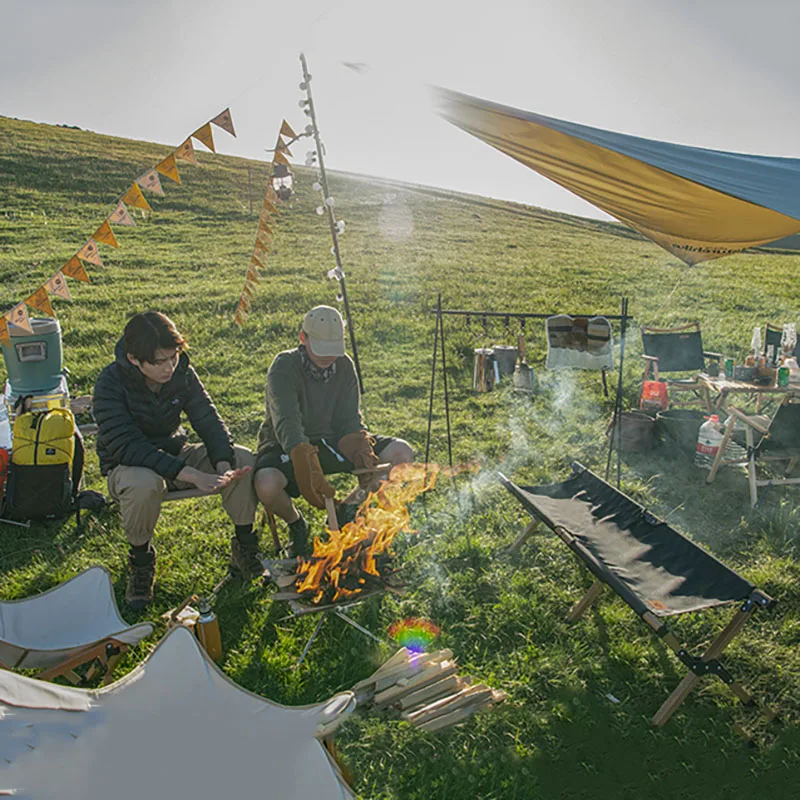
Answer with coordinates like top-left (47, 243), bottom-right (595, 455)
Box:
top-left (302, 305), bottom-right (346, 357)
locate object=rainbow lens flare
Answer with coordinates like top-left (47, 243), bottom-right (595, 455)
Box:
top-left (387, 618), bottom-right (440, 653)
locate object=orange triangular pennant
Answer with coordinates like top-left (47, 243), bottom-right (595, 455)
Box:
top-left (246, 266), bottom-right (260, 283)
top-left (192, 122), bottom-right (216, 153)
top-left (259, 211), bottom-right (273, 232)
top-left (45, 271), bottom-right (72, 301)
top-left (6, 302), bottom-right (33, 333)
top-left (108, 200), bottom-right (136, 227)
top-left (25, 287), bottom-right (55, 317)
top-left (280, 120), bottom-right (297, 140)
top-left (174, 138), bottom-right (197, 165)
top-left (93, 220), bottom-right (119, 248)
top-left (272, 149), bottom-right (290, 166)
top-left (156, 153), bottom-right (181, 184)
top-left (136, 169), bottom-right (165, 196)
top-left (275, 136), bottom-right (293, 157)
top-left (0, 316), bottom-right (9, 347)
top-left (239, 293), bottom-right (251, 311)
top-left (253, 240), bottom-right (268, 259)
top-left (62, 255), bottom-right (90, 283)
top-left (121, 183), bottom-right (152, 211)
top-left (78, 238), bottom-right (104, 267)
top-left (262, 196), bottom-right (278, 215)
top-left (211, 108), bottom-right (236, 137)
top-left (243, 282), bottom-right (255, 298)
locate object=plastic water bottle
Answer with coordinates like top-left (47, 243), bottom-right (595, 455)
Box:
top-left (695, 414), bottom-right (723, 469)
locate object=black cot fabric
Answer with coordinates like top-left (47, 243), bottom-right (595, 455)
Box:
top-left (641, 327), bottom-right (705, 373)
top-left (762, 402), bottom-right (800, 454)
top-left (502, 466), bottom-right (754, 617)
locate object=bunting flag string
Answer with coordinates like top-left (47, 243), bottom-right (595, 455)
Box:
top-left (234, 122), bottom-right (300, 326)
top-left (3, 107), bottom-right (237, 338)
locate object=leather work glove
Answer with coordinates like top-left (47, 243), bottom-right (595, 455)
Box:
top-left (337, 431), bottom-right (381, 490)
top-left (290, 442), bottom-right (335, 509)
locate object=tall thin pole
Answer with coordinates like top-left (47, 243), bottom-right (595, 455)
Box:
top-left (299, 52), bottom-right (365, 394)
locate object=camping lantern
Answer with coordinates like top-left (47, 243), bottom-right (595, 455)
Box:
top-left (1, 318), bottom-right (65, 395)
top-left (272, 163), bottom-right (293, 201)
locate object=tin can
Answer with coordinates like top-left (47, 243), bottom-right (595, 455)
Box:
top-left (724, 358), bottom-right (734, 379)
top-left (778, 366), bottom-right (790, 387)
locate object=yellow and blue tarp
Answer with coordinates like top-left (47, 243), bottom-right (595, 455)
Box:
top-left (438, 89), bottom-right (800, 265)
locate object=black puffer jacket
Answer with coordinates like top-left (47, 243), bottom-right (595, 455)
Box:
top-left (93, 339), bottom-right (235, 478)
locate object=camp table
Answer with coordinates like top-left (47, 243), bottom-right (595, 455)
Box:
top-left (500, 463), bottom-right (777, 728)
top-left (696, 372), bottom-right (800, 413)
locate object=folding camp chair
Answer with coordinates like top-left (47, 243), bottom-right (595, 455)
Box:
top-left (0, 626), bottom-right (356, 799)
top-left (0, 566), bottom-right (153, 685)
top-left (501, 463), bottom-right (776, 728)
top-left (764, 322), bottom-right (800, 363)
top-left (641, 322), bottom-right (722, 405)
top-left (716, 401), bottom-right (800, 506)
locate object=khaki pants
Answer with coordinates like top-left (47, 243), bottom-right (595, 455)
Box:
top-left (107, 444), bottom-right (257, 546)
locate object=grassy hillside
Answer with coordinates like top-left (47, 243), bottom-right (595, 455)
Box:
top-left (1, 115), bottom-right (799, 799)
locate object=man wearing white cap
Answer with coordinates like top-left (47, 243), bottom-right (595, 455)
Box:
top-left (253, 305), bottom-right (413, 556)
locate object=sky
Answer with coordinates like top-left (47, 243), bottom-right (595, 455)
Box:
top-left (3, 0), bottom-right (800, 221)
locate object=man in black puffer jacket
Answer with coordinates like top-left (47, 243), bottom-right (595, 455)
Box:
top-left (93, 312), bottom-right (261, 610)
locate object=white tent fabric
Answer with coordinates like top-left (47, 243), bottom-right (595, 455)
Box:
top-left (0, 567), bottom-right (153, 670)
top-left (0, 626), bottom-right (355, 799)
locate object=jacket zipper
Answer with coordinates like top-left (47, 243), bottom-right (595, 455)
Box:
top-left (32, 413), bottom-right (44, 466)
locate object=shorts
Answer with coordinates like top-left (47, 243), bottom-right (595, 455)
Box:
top-left (254, 435), bottom-right (398, 498)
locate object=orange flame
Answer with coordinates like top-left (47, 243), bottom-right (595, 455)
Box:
top-left (295, 463), bottom-right (438, 604)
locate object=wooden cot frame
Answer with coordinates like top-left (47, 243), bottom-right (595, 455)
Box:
top-left (507, 518), bottom-right (776, 728)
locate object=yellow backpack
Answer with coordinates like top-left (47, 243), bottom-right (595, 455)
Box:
top-left (5, 407), bottom-right (83, 520)
top-left (11, 407), bottom-right (75, 467)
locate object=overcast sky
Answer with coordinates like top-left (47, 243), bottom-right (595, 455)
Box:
top-left (3, 0), bottom-right (800, 220)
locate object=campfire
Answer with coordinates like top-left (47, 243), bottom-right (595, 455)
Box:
top-left (275, 463), bottom-right (438, 606)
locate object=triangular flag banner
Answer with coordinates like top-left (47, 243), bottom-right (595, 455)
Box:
top-left (6, 302), bottom-right (33, 333)
top-left (242, 283), bottom-right (254, 298)
top-left (25, 287), bottom-right (55, 317)
top-left (192, 123), bottom-right (216, 153)
top-left (62, 255), bottom-right (90, 283)
top-left (156, 153), bottom-right (182, 184)
top-left (256, 233), bottom-right (272, 251)
top-left (0, 316), bottom-right (9, 347)
top-left (275, 136), bottom-right (293, 157)
top-left (246, 267), bottom-right (260, 283)
top-left (45, 271), bottom-right (72, 301)
top-left (174, 138), bottom-right (197, 165)
top-left (259, 212), bottom-right (273, 232)
top-left (280, 120), bottom-right (297, 140)
top-left (265, 185), bottom-right (278, 204)
top-left (108, 200), bottom-right (136, 226)
top-left (272, 149), bottom-right (290, 166)
top-left (253, 240), bottom-right (268, 258)
top-left (211, 108), bottom-right (236, 137)
top-left (78, 238), bottom-right (104, 267)
top-left (121, 183), bottom-right (152, 211)
top-left (136, 169), bottom-right (165, 196)
top-left (93, 220), bottom-right (119, 248)
top-left (239, 293), bottom-right (251, 311)
top-left (262, 196), bottom-right (278, 214)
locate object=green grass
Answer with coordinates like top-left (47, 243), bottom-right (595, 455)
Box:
top-left (2, 115), bottom-right (800, 799)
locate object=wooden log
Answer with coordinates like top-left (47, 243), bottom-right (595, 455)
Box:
top-left (373, 650), bottom-right (453, 692)
top-left (398, 675), bottom-right (464, 710)
top-left (416, 706), bottom-right (476, 732)
top-left (405, 685), bottom-right (493, 724)
top-left (374, 661), bottom-right (459, 706)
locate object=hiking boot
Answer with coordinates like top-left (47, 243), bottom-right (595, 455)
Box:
top-left (230, 534), bottom-right (266, 580)
top-left (287, 514), bottom-right (310, 558)
top-left (126, 547), bottom-right (156, 611)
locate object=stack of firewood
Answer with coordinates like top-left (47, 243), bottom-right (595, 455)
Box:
top-left (352, 647), bottom-right (506, 732)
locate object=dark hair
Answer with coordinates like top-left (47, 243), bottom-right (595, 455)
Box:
top-left (123, 312), bottom-right (187, 363)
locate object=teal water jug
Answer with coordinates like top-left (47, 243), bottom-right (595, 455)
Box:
top-left (1, 318), bottom-right (64, 394)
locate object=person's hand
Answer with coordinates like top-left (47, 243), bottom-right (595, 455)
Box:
top-left (219, 465), bottom-right (253, 482)
top-left (216, 461), bottom-right (232, 476)
top-left (177, 466), bottom-right (231, 494)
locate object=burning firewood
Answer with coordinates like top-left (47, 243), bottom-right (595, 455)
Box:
top-left (352, 647), bottom-right (506, 733)
top-left (272, 463), bottom-right (439, 608)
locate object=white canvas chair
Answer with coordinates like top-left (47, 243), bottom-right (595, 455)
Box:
top-left (0, 626), bottom-right (356, 799)
top-left (0, 566), bottom-right (153, 684)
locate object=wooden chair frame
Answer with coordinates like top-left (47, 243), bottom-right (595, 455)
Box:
top-left (509, 519), bottom-right (776, 727)
top-left (707, 404), bottom-right (800, 506)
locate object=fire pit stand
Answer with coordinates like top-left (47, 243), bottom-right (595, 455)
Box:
top-left (264, 558), bottom-right (388, 667)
